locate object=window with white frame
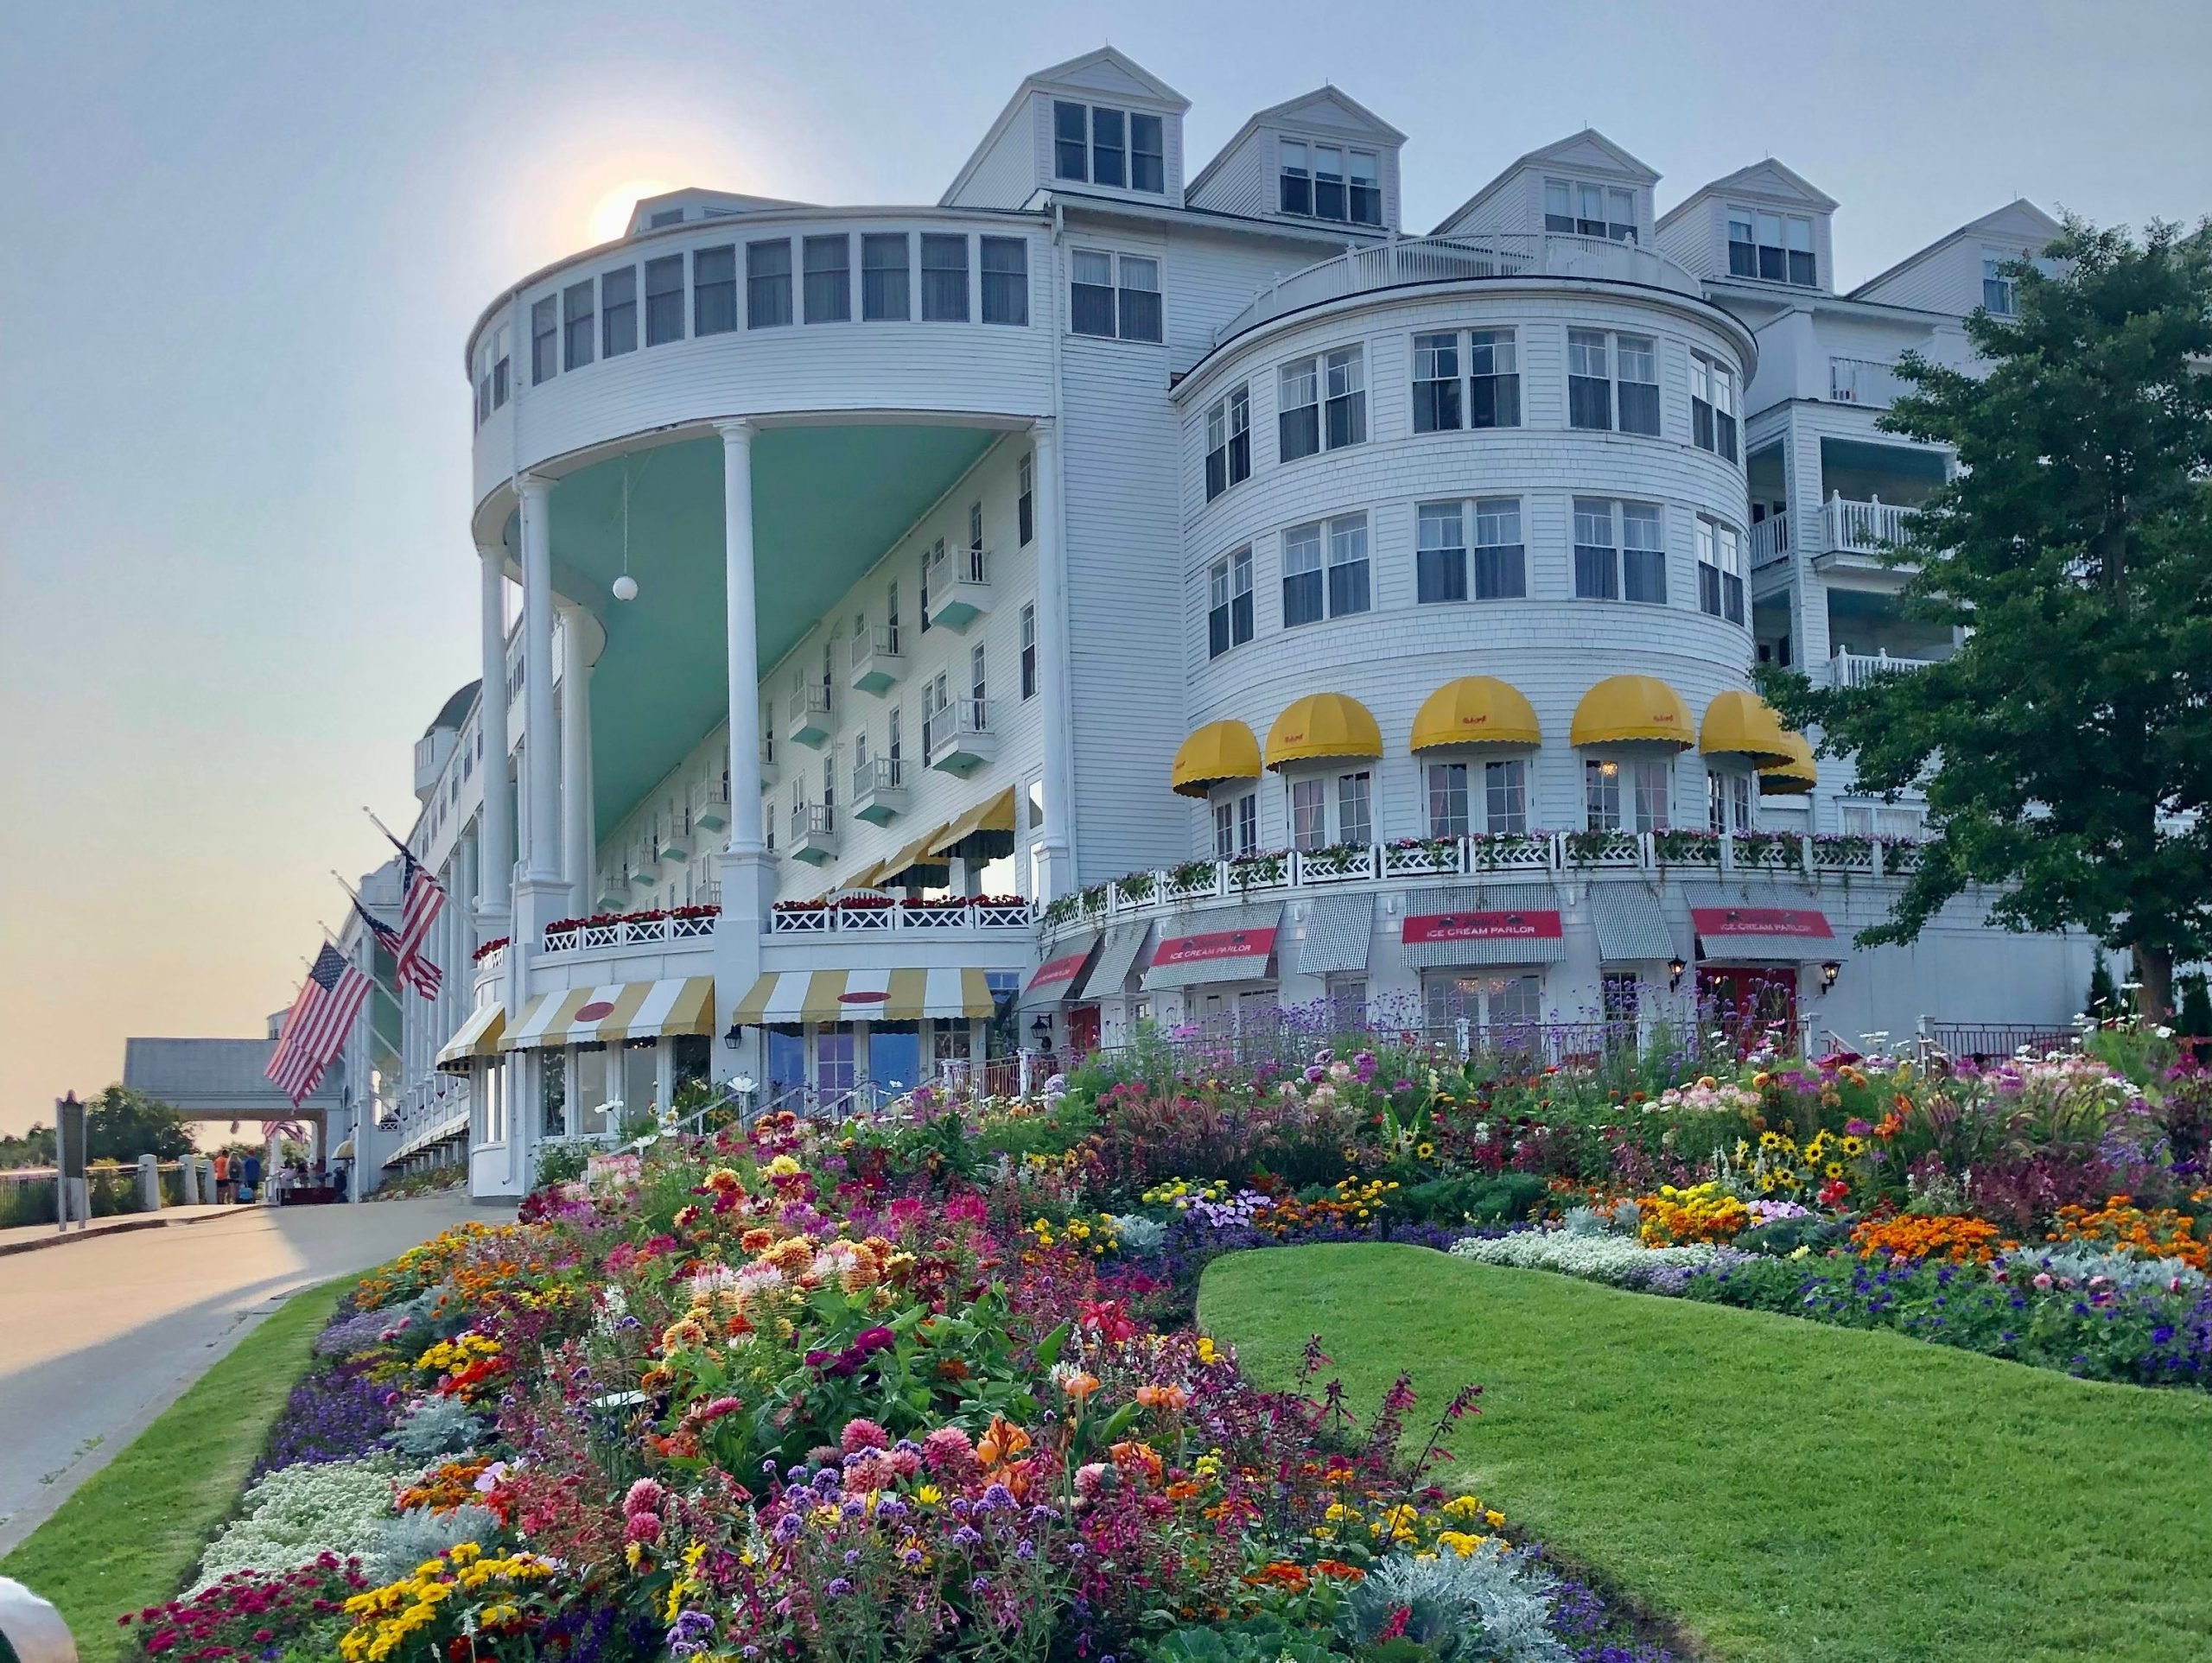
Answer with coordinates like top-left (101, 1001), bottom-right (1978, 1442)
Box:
top-left (1426, 762), bottom-right (1469, 836)
top-left (1208, 547), bottom-right (1254, 657)
top-left (1277, 138), bottom-right (1382, 225)
top-left (919, 234), bottom-right (969, 321)
top-left (1424, 971), bottom-right (1543, 1035)
top-left (1324, 346), bottom-right (1367, 447)
top-left (1574, 498), bottom-right (1666, 604)
top-left (1690, 352), bottom-right (1738, 461)
top-left (645, 255), bottom-right (685, 344)
top-left (1544, 179), bottom-right (1637, 241)
top-left (1981, 252), bottom-right (2018, 315)
top-left (861, 232), bottom-right (910, 321)
top-left (1213, 798), bottom-right (1235, 859)
top-left (980, 236), bottom-right (1028, 324)
top-left (1584, 757), bottom-right (1670, 832)
top-left (1277, 357), bottom-right (1320, 460)
top-left (1069, 249), bottom-right (1160, 341)
top-left (741, 241), bottom-right (786, 329)
top-left (1842, 801), bottom-right (1926, 840)
top-left (1418, 492), bottom-right (1537, 603)
top-left (1020, 603), bottom-right (1037, 699)
top-left (1484, 758), bottom-right (1529, 834)
top-left (1413, 333), bottom-right (1460, 432)
top-left (1205, 384), bottom-right (1251, 499)
top-left (1567, 329), bottom-right (1658, 434)
top-left (1326, 513), bottom-right (1370, 617)
top-left (1728, 208), bottom-right (1816, 286)
top-left (563, 279), bottom-right (594, 371)
top-left (1337, 771), bottom-right (1372, 846)
top-left (1213, 790), bottom-right (1259, 858)
top-left (1416, 501), bottom-right (1466, 603)
top-left (1017, 452), bottom-right (1034, 546)
top-left (473, 323), bottom-right (511, 425)
top-left (1281, 523), bottom-right (1323, 627)
top-left (1467, 330), bottom-right (1520, 428)
top-left (803, 234), bottom-right (849, 323)
top-left (1053, 100), bottom-right (1165, 194)
top-left (530, 295), bottom-right (556, 384)
top-left (1290, 777), bottom-right (1328, 851)
top-left (1472, 498), bottom-right (1527, 600)
top-left (1707, 768), bottom-right (1755, 834)
top-left (599, 270), bottom-right (634, 359)
top-left (1696, 516), bottom-right (1746, 625)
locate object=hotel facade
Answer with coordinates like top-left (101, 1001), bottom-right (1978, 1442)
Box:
top-left (353, 49), bottom-right (2097, 1197)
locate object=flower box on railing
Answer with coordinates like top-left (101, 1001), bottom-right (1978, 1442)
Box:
top-left (1653, 830), bottom-right (1723, 867)
top-left (1295, 844), bottom-right (1376, 885)
top-left (1225, 851), bottom-right (1290, 892)
top-left (1810, 834), bottom-right (1878, 873)
top-left (1467, 833), bottom-right (1551, 872)
top-left (1563, 830), bottom-right (1640, 867)
top-left (1113, 871), bottom-right (1159, 908)
top-left (1726, 831), bottom-right (1802, 872)
top-left (1880, 838), bottom-right (1923, 873)
top-left (1382, 837), bottom-right (1461, 876)
top-left (1162, 861), bottom-right (1222, 902)
top-left (975, 900), bottom-right (1033, 930)
top-left (472, 936), bottom-right (509, 963)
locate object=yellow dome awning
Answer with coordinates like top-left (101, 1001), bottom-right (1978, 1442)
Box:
top-left (1409, 676), bottom-right (1541, 752)
top-left (930, 786), bottom-right (1017, 854)
top-left (1758, 730), bottom-right (1818, 795)
top-left (1570, 676), bottom-right (1694, 750)
top-left (1171, 720), bottom-right (1263, 797)
top-left (1264, 694), bottom-right (1383, 770)
top-left (1700, 689), bottom-right (1796, 767)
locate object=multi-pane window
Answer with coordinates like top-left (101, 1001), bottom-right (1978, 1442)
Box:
top-left (1427, 763), bottom-right (1469, 836)
top-left (884, 581), bottom-right (900, 654)
top-left (1208, 548), bottom-right (1255, 657)
top-left (1708, 768), bottom-right (1755, 834)
top-left (1416, 502), bottom-right (1467, 603)
top-left (1281, 523), bottom-right (1324, 627)
top-left (1466, 331), bottom-right (1520, 428)
top-left (1338, 771), bottom-right (1372, 847)
top-left (1236, 791), bottom-right (1257, 854)
top-left (920, 234), bottom-right (969, 321)
top-left (1473, 498), bottom-right (1527, 600)
top-left (563, 280), bottom-right (594, 371)
top-left (1484, 759), bottom-right (1529, 834)
top-left (1574, 498), bottom-right (1666, 604)
top-left (1568, 329), bottom-right (1659, 435)
top-left (1416, 330), bottom-right (1521, 431)
top-left (1068, 250), bottom-right (1159, 340)
top-left (695, 244), bottom-right (739, 333)
top-left (1413, 333), bottom-right (1459, 432)
top-left (1728, 209), bottom-right (1817, 285)
top-left (1116, 255), bottom-right (1160, 341)
top-left (919, 541), bottom-right (936, 634)
top-left (1290, 778), bottom-right (1328, 851)
top-left (1213, 798), bottom-right (1235, 859)
top-left (1277, 139), bottom-right (1381, 225)
top-left (1277, 357), bottom-right (1320, 460)
top-left (1017, 453), bottom-right (1034, 545)
top-left (1696, 517), bottom-right (1746, 625)
top-left (861, 233), bottom-right (910, 321)
top-left (601, 267), bottom-right (637, 357)
top-left (473, 324), bottom-right (511, 424)
top-left (1020, 604), bottom-right (1037, 699)
top-left (1348, 151), bottom-right (1381, 225)
top-left (970, 642), bottom-right (988, 705)
top-left (980, 236), bottom-right (1028, 324)
top-left (1981, 253), bottom-right (2017, 315)
top-left (1585, 758), bottom-right (1670, 831)
top-left (1214, 791), bottom-right (1259, 858)
top-left (1545, 179), bottom-right (1637, 240)
top-left (743, 240), bottom-right (789, 328)
top-left (1052, 100), bottom-right (1165, 194)
top-left (1324, 347), bottom-right (1366, 447)
top-left (1279, 139), bottom-right (1312, 215)
top-left (1326, 514), bottom-right (1370, 617)
top-left (1205, 384), bottom-right (1250, 499)
top-left (1690, 352), bottom-right (1738, 461)
top-left (803, 234), bottom-right (850, 323)
top-left (530, 295), bottom-right (557, 384)
top-left (645, 255), bottom-right (685, 345)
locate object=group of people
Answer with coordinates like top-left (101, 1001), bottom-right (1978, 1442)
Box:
top-left (208, 1149), bottom-right (263, 1204)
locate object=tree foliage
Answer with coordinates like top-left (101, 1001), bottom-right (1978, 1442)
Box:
top-left (1761, 219), bottom-right (2212, 1014)
top-left (0, 1085), bottom-right (195, 1168)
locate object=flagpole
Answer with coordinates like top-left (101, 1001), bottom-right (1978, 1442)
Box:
top-left (319, 921), bottom-right (409, 1023)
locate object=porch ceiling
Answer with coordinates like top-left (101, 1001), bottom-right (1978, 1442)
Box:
top-left (534, 425), bottom-right (1001, 834)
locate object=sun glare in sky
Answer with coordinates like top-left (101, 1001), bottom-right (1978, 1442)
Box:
top-left (588, 179), bottom-right (676, 244)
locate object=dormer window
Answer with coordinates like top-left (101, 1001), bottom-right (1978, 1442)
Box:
top-left (1728, 209), bottom-right (1816, 286)
top-left (1279, 140), bottom-right (1382, 225)
top-left (1981, 252), bottom-right (2018, 315)
top-left (1053, 99), bottom-right (1166, 194)
top-left (1545, 179), bottom-right (1637, 242)
top-left (648, 208), bottom-right (684, 229)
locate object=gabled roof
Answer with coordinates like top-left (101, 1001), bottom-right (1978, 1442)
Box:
top-left (1187, 84), bottom-right (1406, 202)
top-left (1656, 157), bottom-right (1837, 229)
top-left (943, 47), bottom-right (1190, 206)
top-left (1849, 199), bottom-right (2064, 300)
top-left (1430, 127), bottom-right (1659, 234)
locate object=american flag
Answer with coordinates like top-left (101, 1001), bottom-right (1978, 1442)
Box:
top-left (388, 841), bottom-right (447, 997)
top-left (265, 944), bottom-right (372, 1106)
top-left (355, 899), bottom-right (441, 1000)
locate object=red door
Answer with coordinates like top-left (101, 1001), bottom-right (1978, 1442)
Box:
top-left (1067, 1005), bottom-right (1103, 1060)
top-left (1698, 968), bottom-right (1797, 1053)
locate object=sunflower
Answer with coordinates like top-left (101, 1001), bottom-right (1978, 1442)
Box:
top-left (1825, 1161), bottom-right (1845, 1179)
top-left (1840, 1135), bottom-right (1866, 1157)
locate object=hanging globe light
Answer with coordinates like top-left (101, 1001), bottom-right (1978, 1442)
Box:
top-left (612, 574), bottom-right (639, 601)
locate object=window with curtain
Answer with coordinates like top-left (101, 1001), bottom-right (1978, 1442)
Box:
top-left (1427, 761), bottom-right (1469, 837)
top-left (1567, 329), bottom-right (1611, 429)
top-left (1278, 357), bottom-right (1320, 460)
top-left (530, 295), bottom-right (557, 384)
top-left (861, 232), bottom-right (909, 321)
top-left (1279, 138), bottom-right (1311, 215)
top-left (980, 236), bottom-right (1027, 324)
top-left (1237, 792), bottom-right (1258, 854)
top-left (1691, 352), bottom-right (1738, 460)
top-left (1484, 758), bottom-right (1528, 833)
top-left (1214, 799), bottom-right (1235, 859)
top-left (1313, 146), bottom-right (1345, 219)
top-left (1337, 771), bottom-right (1372, 847)
top-left (743, 241), bottom-right (789, 329)
top-left (1473, 498), bottom-right (1526, 599)
top-left (1327, 514), bottom-right (1370, 617)
top-left (1573, 497), bottom-right (1620, 600)
top-left (1708, 769), bottom-right (1754, 834)
top-left (1414, 331), bottom-right (1461, 433)
top-left (920, 234), bottom-right (968, 321)
top-left (1417, 501), bottom-right (1466, 604)
top-left (1116, 255), bottom-right (1161, 342)
top-left (563, 280), bottom-right (594, 371)
top-left (1205, 384), bottom-right (1250, 499)
top-left (1020, 604), bottom-right (1037, 699)
top-left (1130, 113), bottom-right (1165, 193)
top-left (645, 255), bottom-right (685, 345)
top-left (1208, 548), bottom-right (1254, 656)
top-left (693, 245), bottom-right (739, 333)
top-left (1324, 346), bottom-right (1366, 447)
top-left (1470, 332), bottom-right (1520, 427)
top-left (1981, 253), bottom-right (2017, 314)
top-left (1622, 502), bottom-right (1666, 603)
top-left (1695, 517), bottom-right (1745, 625)
top-left (601, 267), bottom-right (637, 357)
top-left (1631, 759), bottom-right (1671, 830)
top-left (1616, 334), bottom-right (1660, 435)
top-left (1290, 778), bottom-right (1327, 851)
top-left (1348, 151), bottom-right (1381, 225)
top-left (1053, 100), bottom-right (1088, 181)
top-left (1281, 523), bottom-right (1324, 627)
top-left (1070, 249), bottom-right (1116, 337)
top-left (1584, 759), bottom-right (1622, 830)
top-left (803, 235), bottom-right (850, 323)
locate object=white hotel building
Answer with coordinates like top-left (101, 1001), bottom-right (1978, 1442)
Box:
top-left (354, 48), bottom-right (2097, 1198)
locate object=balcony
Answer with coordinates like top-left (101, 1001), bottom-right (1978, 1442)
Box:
top-left (412, 728), bottom-right (454, 800)
top-left (657, 822), bottom-right (690, 862)
top-left (1829, 356), bottom-right (1913, 408)
top-left (789, 803), bottom-right (838, 866)
top-left (543, 907), bottom-right (721, 955)
top-left (692, 777), bottom-right (730, 833)
top-left (769, 896), bottom-right (1033, 936)
top-left (1212, 232), bottom-right (1702, 347)
top-left (1748, 511), bottom-right (1790, 569)
top-left (924, 545), bottom-right (992, 632)
top-left (925, 697), bottom-right (996, 773)
top-left (1819, 492), bottom-right (1916, 559)
top-left (786, 685), bottom-right (833, 749)
top-left (851, 756), bottom-right (908, 825)
top-left (849, 625), bottom-right (906, 695)
top-left (1819, 648), bottom-right (1940, 689)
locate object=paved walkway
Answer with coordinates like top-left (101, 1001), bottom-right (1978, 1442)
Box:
top-left (0, 1194), bottom-right (499, 1556)
top-left (0, 1203), bottom-right (232, 1257)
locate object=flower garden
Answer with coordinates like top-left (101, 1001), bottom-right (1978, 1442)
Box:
top-left (114, 1019), bottom-right (2212, 1663)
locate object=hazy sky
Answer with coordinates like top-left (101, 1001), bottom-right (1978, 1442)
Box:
top-left (2, 0), bottom-right (2207, 1133)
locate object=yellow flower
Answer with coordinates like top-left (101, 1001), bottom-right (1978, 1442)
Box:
top-left (1195, 1336), bottom-right (1219, 1366)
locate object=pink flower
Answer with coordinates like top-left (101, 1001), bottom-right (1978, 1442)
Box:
top-left (842, 1455), bottom-right (892, 1492)
top-left (623, 1511), bottom-right (664, 1545)
top-left (841, 1417), bottom-right (891, 1454)
top-left (1073, 1462), bottom-right (1111, 1497)
top-left (623, 1477), bottom-right (668, 1519)
top-left (920, 1426), bottom-right (976, 1477)
top-left (2032, 1272), bottom-right (2054, 1290)
top-left (887, 1446), bottom-right (922, 1477)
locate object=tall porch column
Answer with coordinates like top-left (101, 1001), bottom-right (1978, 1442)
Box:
top-left (557, 601), bottom-right (594, 917)
top-left (713, 419), bottom-right (772, 1088)
top-left (518, 474), bottom-right (562, 886)
top-left (474, 543), bottom-right (513, 930)
top-left (1029, 418), bottom-right (1076, 898)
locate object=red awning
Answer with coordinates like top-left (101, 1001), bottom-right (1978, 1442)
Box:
top-left (1402, 908), bottom-right (1562, 945)
top-left (1690, 905), bottom-right (1834, 940)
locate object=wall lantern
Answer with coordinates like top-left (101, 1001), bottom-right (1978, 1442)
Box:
top-left (1667, 957), bottom-right (1687, 992)
top-left (1820, 961), bottom-right (1842, 991)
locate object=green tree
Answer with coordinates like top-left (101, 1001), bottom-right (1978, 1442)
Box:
top-left (81, 1086), bottom-right (194, 1162)
top-left (1762, 220), bottom-right (2212, 1017)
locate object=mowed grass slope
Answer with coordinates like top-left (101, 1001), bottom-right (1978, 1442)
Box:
top-left (1200, 1244), bottom-right (2212, 1663)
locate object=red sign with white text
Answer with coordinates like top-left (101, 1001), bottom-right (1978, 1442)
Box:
top-left (1402, 909), bottom-right (1563, 944)
top-left (1153, 926), bottom-right (1279, 967)
top-left (1691, 905), bottom-right (1834, 939)
top-left (1026, 950), bottom-right (1090, 993)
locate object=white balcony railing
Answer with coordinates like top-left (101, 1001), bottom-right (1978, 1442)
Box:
top-left (789, 802), bottom-right (838, 864)
top-left (692, 776), bottom-right (730, 832)
top-left (768, 897), bottom-right (1034, 936)
top-left (852, 756), bottom-right (907, 824)
top-left (1820, 492), bottom-right (1916, 558)
top-left (1748, 511), bottom-right (1789, 568)
top-left (786, 684), bottom-right (833, 748)
top-left (543, 910), bottom-right (720, 955)
top-left (1212, 232), bottom-right (1702, 347)
top-left (923, 546), bottom-right (992, 631)
top-left (924, 696), bottom-right (996, 771)
top-left (1829, 355), bottom-right (1914, 407)
top-left (849, 624), bottom-right (906, 694)
top-left (1821, 648), bottom-right (1940, 689)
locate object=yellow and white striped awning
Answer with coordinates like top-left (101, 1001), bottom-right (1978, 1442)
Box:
top-left (731, 967), bottom-right (995, 1026)
top-left (503, 978), bottom-right (716, 1051)
top-left (435, 1002), bottom-right (506, 1071)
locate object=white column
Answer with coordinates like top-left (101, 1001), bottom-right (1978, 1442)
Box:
top-left (1030, 418), bottom-right (1076, 898)
top-left (518, 475), bottom-right (562, 885)
top-left (475, 543), bottom-right (513, 930)
top-left (557, 601), bottom-right (594, 917)
top-left (719, 421), bottom-right (766, 859)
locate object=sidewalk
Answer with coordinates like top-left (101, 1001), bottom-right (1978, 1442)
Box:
top-left (0, 1203), bottom-right (237, 1259)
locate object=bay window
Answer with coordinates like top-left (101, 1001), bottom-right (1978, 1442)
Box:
top-left (1545, 179), bottom-right (1637, 240)
top-left (1568, 329), bottom-right (1658, 435)
top-left (1574, 498), bottom-right (1666, 605)
top-left (1729, 208), bottom-right (1817, 286)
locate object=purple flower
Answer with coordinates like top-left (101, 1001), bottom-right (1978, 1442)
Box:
top-left (823, 1578), bottom-right (853, 1600)
top-left (772, 1514), bottom-right (804, 1542)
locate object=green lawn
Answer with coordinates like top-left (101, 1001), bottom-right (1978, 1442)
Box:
top-left (1, 1278), bottom-right (347, 1663)
top-left (1201, 1244), bottom-right (2212, 1663)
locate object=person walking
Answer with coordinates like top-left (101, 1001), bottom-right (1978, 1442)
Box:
top-left (240, 1151), bottom-right (263, 1205)
top-left (212, 1151), bottom-right (231, 1205)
